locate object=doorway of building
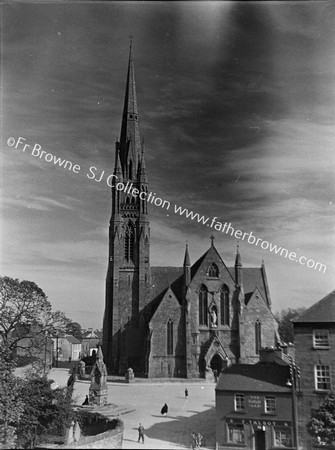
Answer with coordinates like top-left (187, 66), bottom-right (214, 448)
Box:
top-left (255, 430), bottom-right (266, 450)
top-left (210, 354), bottom-right (223, 373)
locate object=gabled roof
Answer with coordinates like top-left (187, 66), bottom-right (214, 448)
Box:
top-left (64, 335), bottom-right (81, 344)
top-left (216, 362), bottom-right (291, 393)
top-left (151, 267), bottom-right (183, 302)
top-left (228, 267), bottom-right (270, 306)
top-left (191, 245), bottom-right (235, 284)
top-left (148, 249), bottom-right (271, 321)
top-left (293, 290), bottom-right (335, 323)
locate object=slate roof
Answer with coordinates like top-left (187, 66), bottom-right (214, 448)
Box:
top-left (227, 267), bottom-right (270, 305)
top-left (147, 248), bottom-right (271, 321)
top-left (293, 290), bottom-right (335, 323)
top-left (216, 362), bottom-right (291, 393)
top-left (65, 334), bottom-right (81, 344)
top-left (151, 267), bottom-right (183, 302)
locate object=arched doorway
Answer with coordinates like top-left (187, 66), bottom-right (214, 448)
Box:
top-left (210, 353), bottom-right (223, 373)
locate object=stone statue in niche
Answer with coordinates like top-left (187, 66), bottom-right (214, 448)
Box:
top-left (210, 309), bottom-right (217, 327)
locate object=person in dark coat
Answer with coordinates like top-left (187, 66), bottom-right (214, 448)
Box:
top-left (137, 423), bottom-right (145, 443)
top-left (185, 388), bottom-right (189, 399)
top-left (82, 395), bottom-right (89, 405)
top-left (161, 403), bottom-right (168, 416)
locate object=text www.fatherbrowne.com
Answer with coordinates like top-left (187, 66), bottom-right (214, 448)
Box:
top-left (7, 136), bottom-right (327, 274)
top-left (173, 205), bottom-right (326, 273)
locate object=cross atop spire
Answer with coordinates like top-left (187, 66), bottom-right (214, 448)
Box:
top-left (210, 234), bottom-right (215, 247)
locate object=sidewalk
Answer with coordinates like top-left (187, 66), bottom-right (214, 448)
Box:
top-left (49, 368), bottom-right (216, 449)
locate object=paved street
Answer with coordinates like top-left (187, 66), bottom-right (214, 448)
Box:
top-left (48, 368), bottom-right (216, 449)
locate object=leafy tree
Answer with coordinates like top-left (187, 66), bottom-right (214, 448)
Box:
top-left (0, 276), bottom-right (68, 357)
top-left (16, 375), bottom-right (76, 448)
top-left (0, 344), bottom-right (24, 449)
top-left (307, 392), bottom-right (335, 447)
top-left (65, 320), bottom-right (83, 341)
top-left (274, 307), bottom-right (306, 343)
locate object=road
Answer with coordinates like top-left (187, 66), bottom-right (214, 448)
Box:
top-left (49, 368), bottom-right (216, 449)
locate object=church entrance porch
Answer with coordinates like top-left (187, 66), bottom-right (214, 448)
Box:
top-left (210, 353), bottom-right (223, 374)
top-left (205, 352), bottom-right (225, 382)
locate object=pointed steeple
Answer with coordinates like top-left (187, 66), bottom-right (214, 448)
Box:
top-left (114, 147), bottom-right (123, 180)
top-left (183, 242), bottom-right (191, 287)
top-left (119, 38), bottom-right (142, 179)
top-left (138, 145), bottom-right (148, 183)
top-left (235, 244), bottom-right (243, 287)
top-left (96, 344), bottom-right (104, 361)
top-left (183, 242), bottom-right (191, 267)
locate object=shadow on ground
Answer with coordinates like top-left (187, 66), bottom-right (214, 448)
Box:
top-left (145, 407), bottom-right (216, 448)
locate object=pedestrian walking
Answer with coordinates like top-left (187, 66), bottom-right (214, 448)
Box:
top-left (137, 423), bottom-right (145, 443)
top-left (161, 403), bottom-right (168, 416)
top-left (185, 388), bottom-right (189, 399)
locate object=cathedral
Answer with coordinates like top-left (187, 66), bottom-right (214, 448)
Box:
top-left (102, 44), bottom-right (279, 378)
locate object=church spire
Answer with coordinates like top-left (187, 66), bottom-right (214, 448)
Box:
top-left (235, 244), bottom-right (243, 287)
top-left (183, 242), bottom-right (191, 267)
top-left (183, 242), bottom-right (191, 290)
top-left (119, 38), bottom-right (142, 179)
top-left (138, 145), bottom-right (148, 183)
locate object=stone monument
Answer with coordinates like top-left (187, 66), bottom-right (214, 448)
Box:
top-left (89, 345), bottom-right (108, 406)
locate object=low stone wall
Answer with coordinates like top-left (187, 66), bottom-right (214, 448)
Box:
top-left (65, 420), bottom-right (123, 449)
top-left (38, 414), bottom-right (123, 449)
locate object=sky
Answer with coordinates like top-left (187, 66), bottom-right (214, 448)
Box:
top-left (1, 1), bottom-right (335, 330)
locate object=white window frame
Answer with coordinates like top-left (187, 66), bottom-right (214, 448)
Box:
top-left (313, 329), bottom-right (330, 348)
top-left (265, 396), bottom-right (276, 414)
top-left (274, 426), bottom-right (292, 447)
top-left (234, 393), bottom-right (245, 411)
top-left (227, 424), bottom-right (245, 444)
top-left (315, 364), bottom-right (331, 391)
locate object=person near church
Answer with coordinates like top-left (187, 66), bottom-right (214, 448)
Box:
top-left (161, 403), bottom-right (168, 416)
top-left (82, 395), bottom-right (89, 406)
top-left (185, 388), bottom-right (189, 399)
top-left (137, 423), bottom-right (145, 443)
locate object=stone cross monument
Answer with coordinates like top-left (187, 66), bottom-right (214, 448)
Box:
top-left (89, 345), bottom-right (108, 406)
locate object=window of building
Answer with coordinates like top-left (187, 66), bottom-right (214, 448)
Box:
top-left (228, 424), bottom-right (245, 444)
top-left (124, 223), bottom-right (135, 262)
top-left (274, 427), bottom-right (292, 447)
top-left (255, 320), bottom-right (262, 355)
top-left (315, 365), bottom-right (331, 391)
top-left (167, 319), bottom-right (173, 355)
top-left (313, 330), bottom-right (330, 348)
top-left (220, 285), bottom-right (230, 326)
top-left (265, 396), bottom-right (276, 413)
top-left (199, 285), bottom-right (208, 326)
top-left (208, 263), bottom-right (219, 277)
top-left (234, 394), bottom-right (245, 411)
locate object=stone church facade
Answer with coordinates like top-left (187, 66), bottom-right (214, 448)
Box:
top-left (102, 44), bottom-right (279, 378)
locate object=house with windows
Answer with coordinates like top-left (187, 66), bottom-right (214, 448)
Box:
top-left (293, 290), bottom-right (335, 449)
top-left (216, 348), bottom-right (295, 450)
top-left (55, 335), bottom-right (82, 362)
top-left (102, 43), bottom-right (280, 378)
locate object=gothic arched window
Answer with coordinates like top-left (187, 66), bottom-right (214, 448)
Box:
top-left (220, 285), bottom-right (230, 326)
top-left (255, 320), bottom-right (262, 355)
top-left (167, 319), bottom-right (173, 355)
top-left (208, 263), bottom-right (219, 277)
top-left (199, 285), bottom-right (208, 326)
top-left (124, 223), bottom-right (135, 262)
